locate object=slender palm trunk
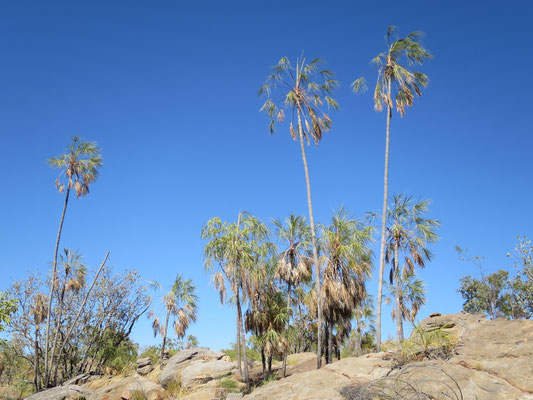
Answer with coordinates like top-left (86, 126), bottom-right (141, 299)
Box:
top-left (261, 347), bottom-right (266, 380)
top-left (236, 307), bottom-right (242, 375)
top-left (376, 81), bottom-right (392, 352)
top-left (48, 276), bottom-right (68, 384)
top-left (236, 290), bottom-right (250, 391)
top-left (282, 281), bottom-right (291, 377)
top-left (297, 108), bottom-right (322, 369)
top-left (327, 309), bottom-right (333, 364)
top-left (160, 308), bottom-right (171, 363)
top-left (34, 327), bottom-right (41, 392)
top-left (44, 186), bottom-right (70, 386)
top-left (394, 241), bottom-right (404, 342)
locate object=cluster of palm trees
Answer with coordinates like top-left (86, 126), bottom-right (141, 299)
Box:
top-left (257, 26), bottom-right (438, 364)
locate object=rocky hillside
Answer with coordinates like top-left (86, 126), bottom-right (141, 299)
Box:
top-left (26, 312), bottom-right (533, 400)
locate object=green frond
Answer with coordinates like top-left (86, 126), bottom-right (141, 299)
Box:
top-left (351, 77), bottom-right (368, 93)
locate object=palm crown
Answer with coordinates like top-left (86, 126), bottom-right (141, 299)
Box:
top-left (259, 57), bottom-right (339, 144)
top-left (48, 136), bottom-right (102, 198)
top-left (352, 26), bottom-right (432, 116)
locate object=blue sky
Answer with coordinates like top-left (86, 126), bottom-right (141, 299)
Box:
top-left (0, 1), bottom-right (531, 351)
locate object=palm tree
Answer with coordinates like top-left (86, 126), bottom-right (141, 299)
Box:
top-left (245, 260), bottom-right (289, 380)
top-left (385, 194), bottom-right (439, 342)
top-left (273, 214), bottom-right (312, 376)
top-left (202, 212), bottom-right (270, 391)
top-left (44, 136), bottom-right (102, 384)
top-left (385, 271), bottom-right (426, 336)
top-left (260, 57), bottom-right (339, 368)
top-left (352, 300), bottom-right (375, 354)
top-left (352, 27), bottom-right (432, 351)
top-left (148, 274), bottom-right (198, 363)
top-left (31, 293), bottom-right (48, 392)
top-left (186, 335), bottom-right (199, 349)
top-left (319, 208), bottom-right (373, 364)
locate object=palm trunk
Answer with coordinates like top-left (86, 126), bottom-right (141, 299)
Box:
top-left (236, 290), bottom-right (250, 391)
top-left (282, 282), bottom-right (291, 377)
top-left (261, 347), bottom-right (266, 380)
top-left (394, 241), bottom-right (404, 342)
top-left (267, 356), bottom-right (272, 375)
top-left (44, 186), bottom-right (70, 386)
top-left (47, 275), bottom-right (68, 384)
top-left (34, 327), bottom-right (41, 392)
top-left (236, 306), bottom-right (242, 375)
top-left (53, 251), bottom-right (109, 381)
top-left (327, 309), bottom-right (333, 364)
top-left (297, 107), bottom-right (322, 369)
top-left (160, 308), bottom-right (171, 363)
top-left (376, 81), bottom-right (392, 352)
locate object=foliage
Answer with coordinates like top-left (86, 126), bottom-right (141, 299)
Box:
top-left (221, 342), bottom-right (262, 362)
top-left (385, 272), bottom-right (426, 324)
top-left (219, 377), bottom-right (240, 393)
top-left (0, 292), bottom-right (17, 338)
top-left (397, 324), bottom-right (456, 365)
top-left (5, 264), bottom-right (149, 386)
top-left (457, 237), bottom-right (532, 319)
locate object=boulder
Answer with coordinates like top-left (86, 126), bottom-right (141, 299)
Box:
top-left (88, 376), bottom-right (167, 400)
top-left (62, 371), bottom-right (101, 386)
top-left (225, 393), bottom-right (244, 399)
top-left (158, 347), bottom-right (227, 388)
top-left (180, 359), bottom-right (237, 388)
top-left (323, 352), bottom-right (393, 382)
top-left (25, 385), bottom-right (95, 400)
top-left (242, 369), bottom-right (351, 400)
top-left (137, 364), bottom-right (154, 376)
top-left (286, 352), bottom-right (316, 366)
top-left (179, 387), bottom-right (225, 400)
top-left (136, 357), bottom-right (152, 368)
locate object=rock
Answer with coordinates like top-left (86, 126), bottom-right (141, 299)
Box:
top-left (136, 357), bottom-right (152, 368)
top-left (89, 376), bottom-right (166, 400)
top-left (179, 387), bottom-right (226, 400)
top-left (286, 352), bottom-right (316, 366)
top-left (242, 369), bottom-right (350, 400)
top-left (158, 347), bottom-right (227, 388)
top-left (226, 393), bottom-right (244, 399)
top-left (429, 312), bottom-right (441, 317)
top-left (137, 364), bottom-right (154, 376)
top-left (120, 389), bottom-right (132, 400)
top-left (323, 352), bottom-right (393, 382)
top-left (62, 371), bottom-right (101, 386)
top-left (180, 359), bottom-right (237, 388)
top-left (25, 385), bottom-right (95, 400)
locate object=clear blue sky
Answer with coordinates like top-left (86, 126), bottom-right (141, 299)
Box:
top-left (1, 1), bottom-right (531, 351)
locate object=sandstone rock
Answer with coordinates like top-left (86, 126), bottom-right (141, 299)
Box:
top-left (178, 387), bottom-right (225, 400)
top-left (62, 371), bottom-right (101, 386)
top-left (323, 352), bottom-right (393, 382)
top-left (137, 364), bottom-right (154, 376)
top-left (136, 357), bottom-right (152, 368)
top-left (286, 352), bottom-right (316, 366)
top-left (242, 369), bottom-right (350, 400)
top-left (25, 385), bottom-right (95, 400)
top-left (158, 347), bottom-right (227, 388)
top-left (225, 393), bottom-right (243, 399)
top-left (180, 359), bottom-right (237, 388)
top-left (89, 376), bottom-right (167, 400)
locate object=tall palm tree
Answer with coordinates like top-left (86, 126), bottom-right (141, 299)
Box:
top-left (385, 194), bottom-right (439, 342)
top-left (352, 299), bottom-right (375, 354)
top-left (148, 274), bottom-right (198, 363)
top-left (319, 208), bottom-right (373, 364)
top-left (352, 27), bottom-right (432, 351)
top-left (31, 293), bottom-right (48, 392)
top-left (202, 212), bottom-right (270, 391)
top-left (44, 136), bottom-right (102, 384)
top-left (273, 214), bottom-right (312, 376)
top-left (260, 57), bottom-right (339, 368)
top-left (385, 271), bottom-right (426, 337)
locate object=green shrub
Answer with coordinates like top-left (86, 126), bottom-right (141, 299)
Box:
top-left (219, 377), bottom-right (240, 393)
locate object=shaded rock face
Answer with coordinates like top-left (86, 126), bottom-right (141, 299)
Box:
top-left (87, 375), bottom-right (167, 400)
top-left (158, 347), bottom-right (227, 388)
top-left (243, 313), bottom-right (533, 400)
top-left (25, 385), bottom-right (95, 400)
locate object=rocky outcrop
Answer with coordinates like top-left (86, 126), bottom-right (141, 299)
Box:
top-left (136, 356), bottom-right (154, 376)
top-left (25, 385), bottom-right (95, 400)
top-left (243, 313), bottom-right (533, 400)
top-left (158, 347), bottom-right (229, 388)
top-left (87, 375), bottom-right (167, 400)
top-left (180, 359), bottom-right (237, 388)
